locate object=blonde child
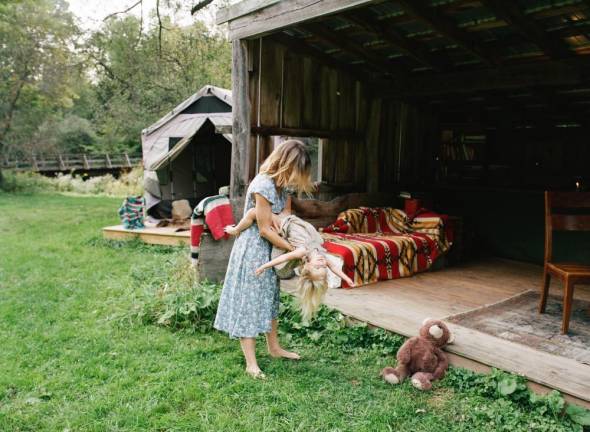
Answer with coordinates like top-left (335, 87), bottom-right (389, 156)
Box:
top-left (225, 209), bottom-right (354, 321)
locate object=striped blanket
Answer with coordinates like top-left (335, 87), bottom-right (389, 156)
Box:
top-left (321, 207), bottom-right (451, 288)
top-left (118, 196), bottom-right (145, 230)
top-left (191, 195), bottom-right (235, 260)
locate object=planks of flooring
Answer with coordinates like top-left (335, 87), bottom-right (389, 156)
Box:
top-left (102, 225), bottom-right (190, 246)
top-left (281, 258), bottom-right (590, 402)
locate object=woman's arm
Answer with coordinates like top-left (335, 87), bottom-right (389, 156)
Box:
top-left (255, 248), bottom-right (306, 275)
top-left (326, 259), bottom-right (355, 287)
top-left (255, 193), bottom-right (294, 251)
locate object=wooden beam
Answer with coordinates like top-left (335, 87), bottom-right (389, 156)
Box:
top-left (216, 0), bottom-right (280, 25)
top-left (227, 0), bottom-right (375, 40)
top-left (302, 22), bottom-right (401, 76)
top-left (252, 125), bottom-right (362, 140)
top-left (345, 10), bottom-right (448, 71)
top-left (386, 59), bottom-right (590, 98)
top-left (396, 0), bottom-right (497, 66)
top-left (269, 32), bottom-right (371, 81)
top-left (230, 40), bottom-right (251, 198)
top-left (480, 0), bottom-right (571, 59)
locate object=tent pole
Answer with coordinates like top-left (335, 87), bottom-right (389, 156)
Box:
top-left (192, 139), bottom-right (197, 199)
top-left (170, 159), bottom-right (175, 200)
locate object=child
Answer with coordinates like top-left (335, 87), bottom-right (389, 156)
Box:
top-left (225, 209), bottom-right (354, 320)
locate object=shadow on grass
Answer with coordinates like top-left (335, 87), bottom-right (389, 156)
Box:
top-left (84, 235), bottom-right (185, 255)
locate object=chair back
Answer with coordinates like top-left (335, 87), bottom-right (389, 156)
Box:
top-left (544, 191), bottom-right (590, 262)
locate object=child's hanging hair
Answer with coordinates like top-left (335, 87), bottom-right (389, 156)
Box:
top-left (296, 264), bottom-right (329, 321)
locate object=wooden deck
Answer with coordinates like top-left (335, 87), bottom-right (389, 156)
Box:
top-left (282, 259), bottom-right (590, 406)
top-left (102, 225), bottom-right (190, 246)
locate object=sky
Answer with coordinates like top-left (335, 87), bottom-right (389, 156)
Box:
top-left (66, 0), bottom-right (223, 32)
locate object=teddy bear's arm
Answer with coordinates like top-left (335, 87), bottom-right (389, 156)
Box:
top-left (431, 348), bottom-right (449, 381)
top-left (396, 337), bottom-right (417, 365)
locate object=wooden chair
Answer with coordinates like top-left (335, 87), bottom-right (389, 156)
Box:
top-left (539, 191), bottom-right (590, 334)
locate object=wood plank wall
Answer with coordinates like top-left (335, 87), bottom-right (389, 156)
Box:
top-left (243, 37), bottom-right (435, 195)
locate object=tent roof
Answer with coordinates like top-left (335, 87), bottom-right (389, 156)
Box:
top-left (142, 85), bottom-right (232, 137)
top-left (147, 115), bottom-right (232, 171)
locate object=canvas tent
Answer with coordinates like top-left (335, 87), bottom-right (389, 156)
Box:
top-left (141, 85), bottom-right (232, 215)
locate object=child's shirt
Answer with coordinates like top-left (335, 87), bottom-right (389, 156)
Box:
top-left (271, 214), bottom-right (326, 279)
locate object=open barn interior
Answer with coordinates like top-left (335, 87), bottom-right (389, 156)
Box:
top-left (218, 0), bottom-right (590, 404)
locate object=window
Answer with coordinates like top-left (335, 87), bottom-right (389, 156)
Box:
top-left (271, 136), bottom-right (322, 182)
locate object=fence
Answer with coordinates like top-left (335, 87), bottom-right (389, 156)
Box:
top-left (1, 153), bottom-right (143, 173)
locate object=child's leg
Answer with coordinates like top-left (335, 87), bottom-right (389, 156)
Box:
top-left (225, 208), bottom-right (257, 236)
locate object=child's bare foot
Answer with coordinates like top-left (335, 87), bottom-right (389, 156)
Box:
top-left (268, 347), bottom-right (301, 360)
top-left (224, 225), bottom-right (240, 236)
top-left (245, 366), bottom-right (266, 379)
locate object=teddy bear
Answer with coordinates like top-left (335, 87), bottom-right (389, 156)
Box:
top-left (381, 318), bottom-right (455, 391)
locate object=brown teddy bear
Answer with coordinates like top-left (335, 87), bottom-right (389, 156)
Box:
top-left (381, 318), bottom-right (455, 390)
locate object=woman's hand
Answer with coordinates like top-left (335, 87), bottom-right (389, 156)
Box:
top-left (271, 214), bottom-right (282, 233)
top-left (255, 266), bottom-right (266, 276)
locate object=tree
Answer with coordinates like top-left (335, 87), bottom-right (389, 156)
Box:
top-left (0, 0), bottom-right (82, 159)
top-left (87, 14), bottom-right (231, 153)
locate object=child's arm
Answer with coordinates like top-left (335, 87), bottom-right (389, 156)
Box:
top-left (225, 208), bottom-right (256, 236)
top-left (326, 258), bottom-right (355, 287)
top-left (255, 248), bottom-right (306, 276)
top-left (283, 195), bottom-right (292, 215)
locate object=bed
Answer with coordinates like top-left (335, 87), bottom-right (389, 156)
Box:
top-left (320, 207), bottom-right (452, 288)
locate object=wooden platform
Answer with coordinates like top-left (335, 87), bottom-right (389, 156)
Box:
top-left (282, 259), bottom-right (590, 406)
top-left (102, 225), bottom-right (190, 246)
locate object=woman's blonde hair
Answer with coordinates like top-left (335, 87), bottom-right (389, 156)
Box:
top-left (296, 265), bottom-right (328, 322)
top-left (259, 139), bottom-right (314, 194)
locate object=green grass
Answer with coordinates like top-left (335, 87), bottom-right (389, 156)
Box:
top-left (0, 193), bottom-right (583, 431)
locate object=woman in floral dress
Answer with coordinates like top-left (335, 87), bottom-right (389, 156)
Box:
top-left (214, 140), bottom-right (314, 378)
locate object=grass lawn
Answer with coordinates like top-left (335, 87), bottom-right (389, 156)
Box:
top-left (0, 193), bottom-right (582, 431)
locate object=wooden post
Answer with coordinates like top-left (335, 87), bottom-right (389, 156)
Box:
top-left (365, 98), bottom-right (382, 193)
top-left (83, 154), bottom-right (90, 169)
top-left (230, 39), bottom-right (251, 199)
top-left (124, 152), bottom-right (132, 167)
top-left (58, 154), bottom-right (66, 170)
top-left (32, 155), bottom-right (39, 171)
top-left (395, 103), bottom-right (408, 184)
top-left (105, 153), bottom-right (112, 169)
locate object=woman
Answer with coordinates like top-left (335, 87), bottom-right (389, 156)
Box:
top-left (214, 140), bottom-right (314, 378)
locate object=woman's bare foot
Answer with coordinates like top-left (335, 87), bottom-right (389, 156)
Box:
top-left (268, 347), bottom-right (301, 360)
top-left (224, 225), bottom-right (240, 236)
top-left (245, 366), bottom-right (266, 379)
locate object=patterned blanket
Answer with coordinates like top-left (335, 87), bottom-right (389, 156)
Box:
top-left (118, 196), bottom-right (145, 230)
top-left (191, 195), bottom-right (234, 260)
top-left (321, 207), bottom-right (451, 288)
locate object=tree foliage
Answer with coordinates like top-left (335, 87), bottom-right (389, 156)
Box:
top-left (0, 0), bottom-right (231, 163)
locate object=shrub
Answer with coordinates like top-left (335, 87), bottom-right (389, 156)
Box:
top-left (0, 170), bottom-right (58, 193)
top-left (279, 294), bottom-right (405, 354)
top-left (0, 166), bottom-right (143, 196)
top-left (127, 252), bottom-right (220, 331)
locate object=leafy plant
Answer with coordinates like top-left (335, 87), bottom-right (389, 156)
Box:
top-left (125, 252), bottom-right (220, 331)
top-left (278, 294), bottom-right (405, 354)
top-left (566, 404), bottom-right (590, 426)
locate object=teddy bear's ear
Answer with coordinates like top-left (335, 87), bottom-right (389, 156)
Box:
top-left (422, 317), bottom-right (433, 326)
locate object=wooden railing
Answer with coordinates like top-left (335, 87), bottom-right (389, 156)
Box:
top-left (1, 153), bottom-right (143, 172)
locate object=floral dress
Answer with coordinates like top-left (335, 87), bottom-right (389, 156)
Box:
top-left (214, 174), bottom-right (287, 338)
